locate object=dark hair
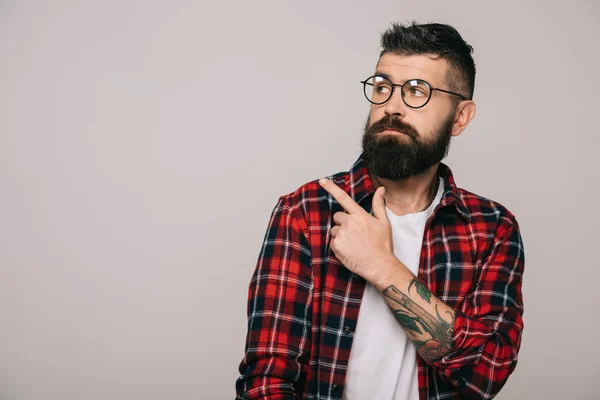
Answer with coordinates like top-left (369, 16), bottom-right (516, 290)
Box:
top-left (379, 21), bottom-right (476, 100)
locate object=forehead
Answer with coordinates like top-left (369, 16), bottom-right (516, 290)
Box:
top-left (375, 53), bottom-right (450, 86)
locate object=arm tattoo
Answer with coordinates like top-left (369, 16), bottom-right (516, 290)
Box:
top-left (408, 278), bottom-right (431, 303)
top-left (382, 281), bottom-right (455, 362)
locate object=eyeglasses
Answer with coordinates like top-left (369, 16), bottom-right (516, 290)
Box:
top-left (360, 75), bottom-right (467, 108)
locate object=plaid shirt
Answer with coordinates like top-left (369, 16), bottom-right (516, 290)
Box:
top-left (236, 152), bottom-right (525, 400)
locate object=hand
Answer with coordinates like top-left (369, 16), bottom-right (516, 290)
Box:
top-left (319, 177), bottom-right (396, 283)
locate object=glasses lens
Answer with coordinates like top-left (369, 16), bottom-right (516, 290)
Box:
top-left (364, 76), bottom-right (392, 104)
top-left (401, 79), bottom-right (431, 107)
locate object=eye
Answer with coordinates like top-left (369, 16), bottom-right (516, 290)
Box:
top-left (375, 85), bottom-right (391, 94)
top-left (404, 80), bottom-right (430, 98)
top-left (408, 87), bottom-right (426, 97)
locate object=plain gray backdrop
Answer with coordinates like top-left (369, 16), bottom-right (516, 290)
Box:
top-left (1, 1), bottom-right (599, 399)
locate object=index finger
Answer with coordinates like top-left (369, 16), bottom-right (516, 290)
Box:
top-left (319, 177), bottom-right (363, 214)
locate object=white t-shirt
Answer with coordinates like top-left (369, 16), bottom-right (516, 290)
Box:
top-left (342, 177), bottom-right (444, 400)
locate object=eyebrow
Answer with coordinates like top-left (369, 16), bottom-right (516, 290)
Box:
top-left (374, 71), bottom-right (394, 81)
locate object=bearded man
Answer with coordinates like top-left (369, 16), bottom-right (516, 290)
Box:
top-left (236, 21), bottom-right (525, 400)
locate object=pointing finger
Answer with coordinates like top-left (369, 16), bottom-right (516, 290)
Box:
top-left (319, 177), bottom-right (363, 214)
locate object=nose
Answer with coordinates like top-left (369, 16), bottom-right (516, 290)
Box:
top-left (383, 86), bottom-right (407, 117)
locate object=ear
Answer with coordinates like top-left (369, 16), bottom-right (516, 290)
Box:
top-left (451, 100), bottom-right (476, 137)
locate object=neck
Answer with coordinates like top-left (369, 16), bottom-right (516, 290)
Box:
top-left (371, 164), bottom-right (439, 217)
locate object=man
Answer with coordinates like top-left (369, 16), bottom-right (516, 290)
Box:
top-left (235, 21), bottom-right (524, 400)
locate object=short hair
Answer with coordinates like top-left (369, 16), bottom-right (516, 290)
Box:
top-left (379, 21), bottom-right (476, 100)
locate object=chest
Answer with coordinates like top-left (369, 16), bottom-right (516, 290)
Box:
top-left (313, 208), bottom-right (481, 320)
top-left (305, 204), bottom-right (483, 398)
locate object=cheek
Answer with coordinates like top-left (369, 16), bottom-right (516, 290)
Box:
top-left (369, 107), bottom-right (385, 124)
top-left (413, 111), bottom-right (440, 135)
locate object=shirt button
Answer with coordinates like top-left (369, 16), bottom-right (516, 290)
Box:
top-left (344, 326), bottom-right (352, 334)
top-left (332, 384), bottom-right (338, 390)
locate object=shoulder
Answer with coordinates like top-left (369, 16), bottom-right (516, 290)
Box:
top-left (270, 169), bottom-right (350, 242)
top-left (456, 187), bottom-right (522, 240)
top-left (278, 169), bottom-right (349, 215)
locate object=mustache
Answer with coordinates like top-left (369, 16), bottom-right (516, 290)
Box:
top-left (368, 115), bottom-right (418, 139)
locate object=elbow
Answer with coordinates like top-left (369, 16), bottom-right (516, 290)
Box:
top-left (235, 354), bottom-right (304, 400)
top-left (235, 377), bottom-right (299, 400)
top-left (433, 332), bottom-right (521, 399)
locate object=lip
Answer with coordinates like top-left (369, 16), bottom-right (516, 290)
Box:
top-left (381, 128), bottom-right (406, 135)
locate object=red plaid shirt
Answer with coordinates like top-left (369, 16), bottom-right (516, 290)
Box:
top-left (236, 153), bottom-right (525, 400)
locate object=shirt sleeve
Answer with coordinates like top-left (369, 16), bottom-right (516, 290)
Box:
top-left (427, 215), bottom-right (525, 399)
top-left (235, 195), bottom-right (313, 400)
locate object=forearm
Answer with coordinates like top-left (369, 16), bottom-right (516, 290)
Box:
top-left (371, 256), bottom-right (456, 363)
top-left (366, 218), bottom-right (525, 398)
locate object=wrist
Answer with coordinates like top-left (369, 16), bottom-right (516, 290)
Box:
top-left (370, 255), bottom-right (412, 292)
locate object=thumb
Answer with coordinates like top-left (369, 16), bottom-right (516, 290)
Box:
top-left (371, 186), bottom-right (390, 223)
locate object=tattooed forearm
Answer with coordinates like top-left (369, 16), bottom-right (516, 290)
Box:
top-left (408, 278), bottom-right (431, 303)
top-left (382, 281), bottom-right (456, 362)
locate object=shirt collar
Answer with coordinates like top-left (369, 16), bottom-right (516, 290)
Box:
top-left (341, 152), bottom-right (471, 221)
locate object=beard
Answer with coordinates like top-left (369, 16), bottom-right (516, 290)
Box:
top-left (360, 112), bottom-right (454, 181)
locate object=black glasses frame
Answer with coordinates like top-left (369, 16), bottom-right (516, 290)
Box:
top-left (360, 75), bottom-right (467, 109)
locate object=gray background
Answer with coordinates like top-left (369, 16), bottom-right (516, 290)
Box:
top-left (0, 1), bottom-right (598, 399)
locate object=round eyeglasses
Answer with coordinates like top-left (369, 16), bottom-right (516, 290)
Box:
top-left (361, 75), bottom-right (467, 108)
